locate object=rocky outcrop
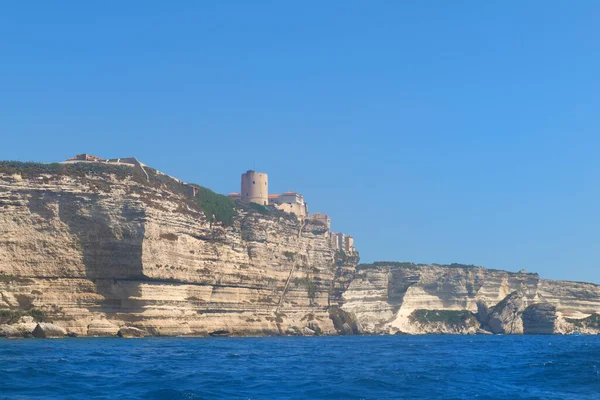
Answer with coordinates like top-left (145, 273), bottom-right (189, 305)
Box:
top-left (117, 326), bottom-right (147, 338)
top-left (407, 310), bottom-right (479, 334)
top-left (87, 320), bottom-right (120, 336)
top-left (522, 303), bottom-right (557, 334)
top-left (3, 162), bottom-right (600, 336)
top-left (564, 313), bottom-right (600, 334)
top-left (341, 262), bottom-right (600, 335)
top-left (537, 280), bottom-right (600, 316)
top-left (0, 325), bottom-right (21, 338)
top-left (342, 263), bottom-right (540, 334)
top-left (32, 323), bottom-right (66, 338)
top-left (328, 306), bottom-right (358, 335)
top-left (486, 291), bottom-right (527, 334)
top-left (0, 316), bottom-right (37, 337)
top-left (0, 162), bottom-right (357, 337)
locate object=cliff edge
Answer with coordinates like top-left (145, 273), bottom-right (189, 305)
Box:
top-left (1, 161), bottom-right (599, 337)
top-left (342, 262), bottom-right (600, 334)
top-left (0, 162), bottom-right (357, 337)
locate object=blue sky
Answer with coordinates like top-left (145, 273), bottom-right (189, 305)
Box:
top-left (1, 2), bottom-right (599, 282)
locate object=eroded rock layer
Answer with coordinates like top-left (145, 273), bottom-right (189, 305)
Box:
top-left (2, 163), bottom-right (600, 336)
top-left (0, 164), bottom-right (355, 337)
top-left (342, 263), bottom-right (600, 334)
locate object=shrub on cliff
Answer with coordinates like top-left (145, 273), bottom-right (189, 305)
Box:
top-left (293, 276), bottom-right (317, 301)
top-left (335, 250), bottom-right (360, 267)
top-left (235, 201), bottom-right (297, 222)
top-left (409, 309), bottom-right (477, 328)
top-left (248, 202), bottom-right (270, 215)
top-left (357, 261), bottom-right (482, 271)
top-left (335, 250), bottom-right (349, 266)
top-left (0, 161), bottom-right (132, 180)
top-left (0, 308), bottom-right (47, 324)
top-left (566, 313), bottom-right (600, 330)
top-left (187, 184), bottom-right (236, 227)
top-left (357, 261), bottom-right (421, 270)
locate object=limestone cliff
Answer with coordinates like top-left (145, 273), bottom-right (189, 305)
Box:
top-left (0, 162), bottom-right (357, 337)
top-left (2, 162), bottom-right (600, 337)
top-left (342, 262), bottom-right (600, 335)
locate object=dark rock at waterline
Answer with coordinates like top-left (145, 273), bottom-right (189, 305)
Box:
top-left (307, 321), bottom-right (322, 335)
top-left (32, 323), bottom-right (66, 338)
top-left (209, 330), bottom-right (230, 337)
top-left (328, 306), bottom-right (358, 335)
top-left (117, 326), bottom-right (147, 338)
top-left (522, 303), bottom-right (557, 334)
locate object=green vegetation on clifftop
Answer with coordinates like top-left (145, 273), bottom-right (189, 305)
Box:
top-left (187, 184), bottom-right (236, 227)
top-left (358, 261), bottom-right (481, 270)
top-left (0, 161), bottom-right (308, 228)
top-left (0, 161), bottom-right (132, 180)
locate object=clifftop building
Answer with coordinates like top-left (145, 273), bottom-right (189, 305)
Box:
top-left (60, 158), bottom-right (357, 254)
top-left (270, 191), bottom-right (308, 218)
top-left (240, 170), bottom-right (268, 206)
top-left (310, 213), bottom-right (331, 230)
top-left (330, 232), bottom-right (356, 254)
top-left (234, 170), bottom-right (308, 217)
top-left (63, 153), bottom-right (150, 181)
top-left (231, 169), bottom-right (355, 252)
top-left (66, 154), bottom-right (104, 162)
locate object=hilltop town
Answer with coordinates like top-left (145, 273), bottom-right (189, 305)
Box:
top-left (63, 154), bottom-right (356, 255)
top-left (227, 170), bottom-right (356, 255)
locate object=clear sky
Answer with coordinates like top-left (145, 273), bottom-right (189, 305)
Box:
top-left (1, 2), bottom-right (599, 283)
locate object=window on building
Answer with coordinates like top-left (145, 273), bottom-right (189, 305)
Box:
top-left (253, 181), bottom-right (255, 184)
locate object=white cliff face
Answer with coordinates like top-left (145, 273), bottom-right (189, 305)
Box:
top-left (342, 263), bottom-right (600, 335)
top-left (0, 164), bottom-right (355, 337)
top-left (537, 280), bottom-right (600, 317)
top-left (3, 163), bottom-right (600, 337)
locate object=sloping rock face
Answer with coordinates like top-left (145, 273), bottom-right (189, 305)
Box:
top-left (342, 263), bottom-right (600, 334)
top-left (3, 163), bottom-right (600, 336)
top-left (522, 303), bottom-right (557, 334)
top-left (342, 263), bottom-right (539, 334)
top-left (564, 313), bottom-right (600, 334)
top-left (0, 163), bottom-right (357, 337)
top-left (486, 291), bottom-right (527, 334)
top-left (407, 309), bottom-right (479, 334)
top-left (0, 324), bottom-right (21, 338)
top-left (537, 280), bottom-right (600, 317)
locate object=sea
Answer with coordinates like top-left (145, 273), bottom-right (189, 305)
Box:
top-left (1, 335), bottom-right (599, 399)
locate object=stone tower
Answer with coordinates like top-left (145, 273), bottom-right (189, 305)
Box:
top-left (241, 170), bottom-right (268, 205)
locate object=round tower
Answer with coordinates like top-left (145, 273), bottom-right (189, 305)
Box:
top-left (241, 170), bottom-right (268, 206)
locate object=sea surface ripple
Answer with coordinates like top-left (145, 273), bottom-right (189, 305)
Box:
top-left (1, 335), bottom-right (600, 399)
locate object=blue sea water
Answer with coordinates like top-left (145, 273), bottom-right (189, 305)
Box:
top-left (1, 335), bottom-right (599, 399)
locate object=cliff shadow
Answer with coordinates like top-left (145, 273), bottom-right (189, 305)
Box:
top-left (52, 193), bottom-right (146, 313)
top-left (387, 269), bottom-right (420, 306)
